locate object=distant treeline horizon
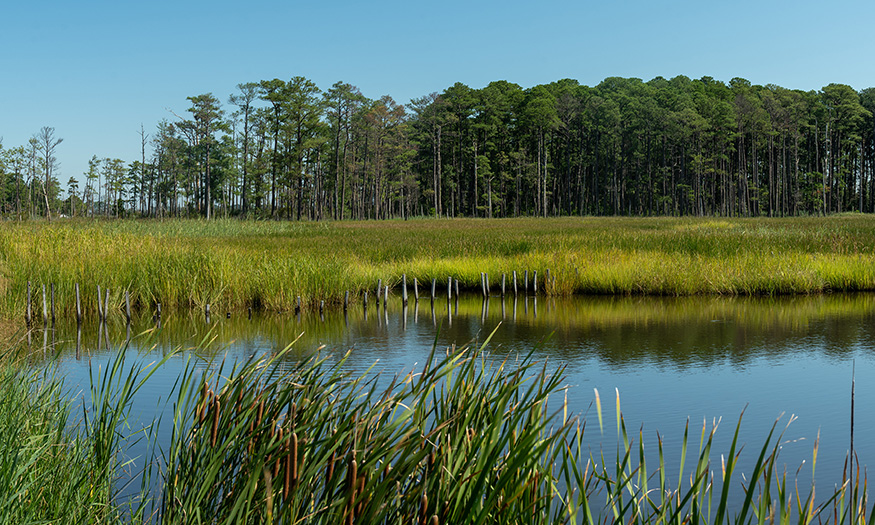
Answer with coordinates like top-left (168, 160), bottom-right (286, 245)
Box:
top-left (2, 75), bottom-right (874, 220)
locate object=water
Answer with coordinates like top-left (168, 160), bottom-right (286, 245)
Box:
top-left (28, 292), bottom-right (875, 501)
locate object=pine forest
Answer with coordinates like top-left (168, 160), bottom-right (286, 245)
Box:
top-left (3, 75), bottom-right (875, 220)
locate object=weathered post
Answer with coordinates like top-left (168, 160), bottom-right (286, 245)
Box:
top-left (376, 279), bottom-right (382, 306)
top-left (75, 283), bottom-right (82, 325)
top-left (524, 270), bottom-right (529, 293)
top-left (447, 277), bottom-right (452, 302)
top-left (501, 274), bottom-right (506, 298)
top-left (344, 291), bottom-right (349, 311)
top-left (125, 291), bottom-right (132, 324)
top-left (41, 285), bottom-right (47, 326)
top-left (513, 271), bottom-right (518, 296)
top-left (104, 288), bottom-right (110, 321)
top-left (296, 296), bottom-right (302, 315)
top-left (413, 278), bottom-right (419, 301)
top-left (26, 281), bottom-right (32, 326)
top-left (430, 278), bottom-right (436, 302)
top-left (402, 274), bottom-right (408, 306)
top-left (533, 271), bottom-right (538, 294)
top-left (97, 285), bottom-right (103, 321)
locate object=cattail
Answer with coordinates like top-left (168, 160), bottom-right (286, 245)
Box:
top-left (274, 428), bottom-right (283, 479)
top-left (346, 455), bottom-right (358, 525)
top-left (198, 384), bottom-right (210, 424)
top-left (356, 475), bottom-right (366, 517)
top-left (326, 450), bottom-right (336, 485)
top-left (285, 432), bottom-right (296, 500)
top-left (431, 516), bottom-right (439, 525)
top-left (419, 493), bottom-right (428, 525)
top-left (257, 398), bottom-right (265, 427)
top-left (211, 398), bottom-right (220, 448)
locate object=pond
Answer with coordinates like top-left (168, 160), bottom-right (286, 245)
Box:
top-left (27, 292), bottom-right (875, 503)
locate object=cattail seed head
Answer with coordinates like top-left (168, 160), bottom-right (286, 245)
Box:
top-left (210, 399), bottom-right (220, 448)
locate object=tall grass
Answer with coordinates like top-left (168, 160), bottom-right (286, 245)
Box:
top-left (5, 216), bottom-right (875, 317)
top-left (1, 329), bottom-right (873, 523)
top-left (153, 335), bottom-right (874, 524)
top-left (0, 336), bottom-right (161, 523)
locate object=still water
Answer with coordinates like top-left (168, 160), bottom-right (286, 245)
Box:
top-left (30, 293), bottom-right (875, 498)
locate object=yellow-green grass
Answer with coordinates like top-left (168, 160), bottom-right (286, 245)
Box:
top-left (3, 215), bottom-right (875, 319)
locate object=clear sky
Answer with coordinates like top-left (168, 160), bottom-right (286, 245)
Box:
top-left (2, 0), bottom-right (874, 184)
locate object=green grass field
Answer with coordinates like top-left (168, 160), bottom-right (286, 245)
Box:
top-left (3, 215), bottom-right (875, 319)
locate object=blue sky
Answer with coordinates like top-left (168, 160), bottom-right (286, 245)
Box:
top-left (2, 0), bottom-right (874, 184)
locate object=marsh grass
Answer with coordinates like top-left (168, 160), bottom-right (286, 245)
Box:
top-left (5, 216), bottom-right (875, 318)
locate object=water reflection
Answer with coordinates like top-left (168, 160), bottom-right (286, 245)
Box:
top-left (29, 293), bottom-right (875, 368)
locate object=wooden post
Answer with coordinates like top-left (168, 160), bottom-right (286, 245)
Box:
top-left (447, 277), bottom-right (452, 301)
top-left (430, 278), bottom-right (436, 302)
top-left (513, 271), bottom-right (518, 296)
top-left (402, 274), bottom-right (408, 306)
top-left (533, 271), bottom-right (538, 294)
top-left (376, 279), bottom-right (382, 306)
top-left (413, 278), bottom-right (419, 301)
top-left (295, 296), bottom-right (301, 314)
top-left (501, 274), bottom-right (506, 297)
top-left (524, 270), bottom-right (529, 293)
top-left (41, 284), bottom-right (47, 326)
top-left (363, 290), bottom-right (368, 308)
top-left (104, 289), bottom-right (110, 320)
top-left (205, 303), bottom-right (211, 322)
top-left (125, 290), bottom-right (131, 323)
top-left (480, 273), bottom-right (485, 298)
top-left (383, 284), bottom-right (388, 306)
top-left (26, 281), bottom-right (32, 326)
top-left (344, 291), bottom-right (349, 311)
top-left (97, 285), bottom-right (103, 321)
top-left (319, 300), bottom-right (324, 314)
top-left (75, 283), bottom-right (81, 325)
top-left (485, 273), bottom-right (490, 296)
top-left (157, 302), bottom-right (162, 320)
top-left (50, 283), bottom-right (55, 325)
top-left (545, 269), bottom-right (551, 290)
top-left (454, 278), bottom-right (459, 299)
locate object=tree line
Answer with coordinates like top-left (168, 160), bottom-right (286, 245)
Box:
top-left (2, 75), bottom-right (874, 220)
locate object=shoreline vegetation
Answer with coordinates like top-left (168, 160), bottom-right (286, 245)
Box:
top-left (1, 334), bottom-right (871, 524)
top-left (4, 215), bottom-right (875, 321)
